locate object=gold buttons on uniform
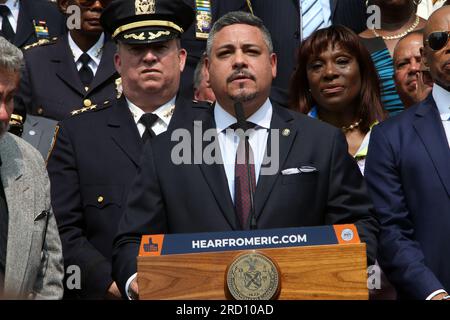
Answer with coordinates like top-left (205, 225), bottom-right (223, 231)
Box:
top-left (282, 128), bottom-right (290, 137)
top-left (97, 196), bottom-right (104, 203)
top-left (37, 107), bottom-right (44, 115)
top-left (83, 99), bottom-right (92, 107)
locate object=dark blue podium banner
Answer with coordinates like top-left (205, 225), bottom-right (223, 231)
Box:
top-left (139, 224), bottom-right (360, 257)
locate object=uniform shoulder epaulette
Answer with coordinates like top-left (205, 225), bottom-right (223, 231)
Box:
top-left (23, 37), bottom-right (58, 51)
top-left (70, 100), bottom-right (113, 117)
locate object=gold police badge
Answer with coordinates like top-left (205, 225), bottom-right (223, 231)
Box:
top-left (226, 251), bottom-right (280, 300)
top-left (135, 0), bottom-right (156, 15)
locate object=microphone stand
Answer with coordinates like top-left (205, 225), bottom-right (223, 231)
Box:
top-left (234, 102), bottom-right (257, 230)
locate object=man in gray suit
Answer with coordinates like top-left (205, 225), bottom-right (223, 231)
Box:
top-left (0, 36), bottom-right (63, 299)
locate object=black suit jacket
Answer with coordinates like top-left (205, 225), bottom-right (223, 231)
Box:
top-left (15, 34), bottom-right (119, 121)
top-left (112, 101), bottom-right (379, 297)
top-left (47, 96), bottom-right (196, 299)
top-left (13, 0), bottom-right (66, 48)
top-left (249, 0), bottom-right (368, 106)
top-left (179, 0), bottom-right (249, 100)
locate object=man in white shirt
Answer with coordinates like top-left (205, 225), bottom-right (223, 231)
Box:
top-left (46, 0), bottom-right (196, 299)
top-left (365, 6), bottom-right (450, 300)
top-left (112, 11), bottom-right (378, 300)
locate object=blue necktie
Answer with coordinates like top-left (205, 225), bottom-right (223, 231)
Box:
top-left (301, 0), bottom-right (325, 40)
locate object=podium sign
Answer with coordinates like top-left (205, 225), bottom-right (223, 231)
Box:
top-left (137, 224), bottom-right (368, 300)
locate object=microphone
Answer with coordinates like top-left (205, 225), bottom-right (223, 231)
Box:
top-left (233, 102), bottom-right (247, 130)
top-left (233, 102), bottom-right (257, 230)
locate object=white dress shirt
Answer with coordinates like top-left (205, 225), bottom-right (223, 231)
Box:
top-left (68, 32), bottom-right (105, 76)
top-left (0, 0), bottom-right (19, 33)
top-left (432, 84), bottom-right (450, 148)
top-left (214, 99), bottom-right (272, 203)
top-left (127, 96), bottom-right (175, 137)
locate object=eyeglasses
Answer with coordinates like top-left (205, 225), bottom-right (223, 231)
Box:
top-left (425, 31), bottom-right (450, 51)
top-left (77, 0), bottom-right (112, 8)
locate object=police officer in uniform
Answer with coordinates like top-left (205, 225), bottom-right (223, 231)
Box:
top-left (178, 0), bottom-right (249, 100)
top-left (47, 0), bottom-right (198, 299)
top-left (0, 0), bottom-right (65, 48)
top-left (14, 0), bottom-right (118, 121)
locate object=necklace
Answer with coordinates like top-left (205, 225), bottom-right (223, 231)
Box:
top-left (341, 119), bottom-right (362, 133)
top-left (371, 15), bottom-right (420, 40)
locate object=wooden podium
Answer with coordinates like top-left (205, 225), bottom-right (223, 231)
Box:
top-left (137, 225), bottom-right (368, 300)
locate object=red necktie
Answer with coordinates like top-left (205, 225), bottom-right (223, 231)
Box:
top-left (232, 123), bottom-right (256, 229)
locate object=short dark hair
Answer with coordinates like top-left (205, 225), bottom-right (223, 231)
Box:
top-left (206, 11), bottom-right (273, 57)
top-left (289, 25), bottom-right (386, 133)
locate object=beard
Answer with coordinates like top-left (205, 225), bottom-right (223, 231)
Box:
top-left (229, 82), bottom-right (257, 103)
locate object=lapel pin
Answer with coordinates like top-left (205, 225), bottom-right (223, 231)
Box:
top-left (282, 128), bottom-right (290, 137)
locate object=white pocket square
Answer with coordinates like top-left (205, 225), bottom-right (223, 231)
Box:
top-left (281, 166), bottom-right (317, 175)
top-left (298, 166), bottom-right (318, 173)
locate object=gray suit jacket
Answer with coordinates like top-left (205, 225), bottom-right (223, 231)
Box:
top-left (1, 133), bottom-right (63, 299)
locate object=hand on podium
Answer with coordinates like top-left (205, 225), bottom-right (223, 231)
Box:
top-left (105, 281), bottom-right (122, 300)
top-left (128, 278), bottom-right (139, 300)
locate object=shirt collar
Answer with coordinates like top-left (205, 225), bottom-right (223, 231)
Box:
top-left (68, 32), bottom-right (105, 67)
top-left (214, 98), bottom-right (273, 133)
top-left (432, 84), bottom-right (450, 121)
top-left (126, 96), bottom-right (176, 126)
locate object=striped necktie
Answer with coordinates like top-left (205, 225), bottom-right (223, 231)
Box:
top-left (232, 122), bottom-right (256, 230)
top-left (301, 0), bottom-right (325, 40)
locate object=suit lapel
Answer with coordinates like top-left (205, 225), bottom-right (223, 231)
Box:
top-left (86, 39), bottom-right (118, 95)
top-left (195, 106), bottom-right (239, 229)
top-left (52, 35), bottom-right (86, 96)
top-left (292, 0), bottom-right (300, 14)
top-left (254, 105), bottom-right (297, 219)
top-left (1, 136), bottom-right (33, 294)
top-left (413, 96), bottom-right (450, 197)
top-left (14, 0), bottom-right (34, 48)
top-left (108, 97), bottom-right (143, 167)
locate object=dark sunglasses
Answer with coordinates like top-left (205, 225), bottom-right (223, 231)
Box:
top-left (426, 31), bottom-right (450, 51)
top-left (77, 0), bottom-right (112, 8)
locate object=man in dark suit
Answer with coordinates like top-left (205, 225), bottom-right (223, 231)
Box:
top-left (247, 0), bottom-right (368, 106)
top-left (365, 6), bottom-right (450, 300)
top-left (14, 0), bottom-right (118, 121)
top-left (46, 0), bottom-right (196, 299)
top-left (113, 11), bottom-right (378, 300)
top-left (179, 0), bottom-right (248, 100)
top-left (0, 0), bottom-right (65, 48)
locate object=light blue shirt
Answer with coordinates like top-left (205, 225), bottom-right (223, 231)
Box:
top-left (432, 84), bottom-right (450, 148)
top-left (300, 0), bottom-right (332, 40)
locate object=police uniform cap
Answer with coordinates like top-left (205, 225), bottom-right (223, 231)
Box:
top-left (101, 0), bottom-right (195, 44)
